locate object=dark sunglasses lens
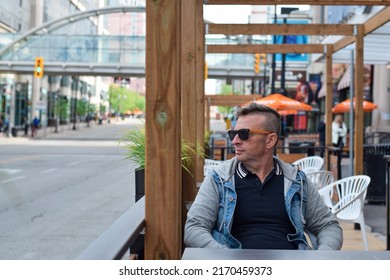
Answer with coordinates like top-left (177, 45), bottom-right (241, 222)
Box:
top-left (228, 129), bottom-right (250, 141)
top-left (228, 130), bottom-right (237, 141)
top-left (238, 130), bottom-right (249, 140)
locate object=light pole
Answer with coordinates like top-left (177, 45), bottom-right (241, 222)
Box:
top-left (72, 95), bottom-right (77, 130)
top-left (87, 91), bottom-right (91, 128)
top-left (54, 91), bottom-right (59, 133)
top-left (72, 78), bottom-right (78, 130)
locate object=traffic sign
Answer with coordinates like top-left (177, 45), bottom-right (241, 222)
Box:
top-left (35, 100), bottom-right (46, 110)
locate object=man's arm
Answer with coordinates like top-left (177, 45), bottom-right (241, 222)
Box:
top-left (304, 181), bottom-right (343, 250)
top-left (184, 175), bottom-right (227, 249)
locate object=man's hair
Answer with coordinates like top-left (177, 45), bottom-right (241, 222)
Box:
top-left (236, 102), bottom-right (281, 138)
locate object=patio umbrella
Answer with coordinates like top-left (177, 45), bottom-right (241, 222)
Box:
top-left (332, 98), bottom-right (378, 113)
top-left (278, 109), bottom-right (299, 116)
top-left (242, 93), bottom-right (313, 112)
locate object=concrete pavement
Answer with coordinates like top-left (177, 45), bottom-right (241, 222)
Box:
top-left (0, 117), bottom-right (144, 143)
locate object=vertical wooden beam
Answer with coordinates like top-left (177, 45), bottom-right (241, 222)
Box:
top-left (354, 24), bottom-right (364, 175)
top-left (205, 98), bottom-right (211, 138)
top-left (195, 0), bottom-right (205, 184)
top-left (325, 44), bottom-right (333, 169)
top-left (181, 0), bottom-right (198, 210)
top-left (145, 0), bottom-right (182, 260)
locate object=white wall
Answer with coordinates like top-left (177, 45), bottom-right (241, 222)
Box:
top-left (372, 65), bottom-right (390, 131)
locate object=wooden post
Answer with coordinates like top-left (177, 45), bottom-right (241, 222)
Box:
top-left (325, 44), bottom-right (333, 170)
top-left (145, 0), bottom-right (182, 260)
top-left (181, 0), bottom-right (198, 208)
top-left (195, 0), bottom-right (206, 184)
top-left (354, 24), bottom-right (364, 175)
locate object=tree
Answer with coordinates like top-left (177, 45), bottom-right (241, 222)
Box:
top-left (217, 84), bottom-right (236, 117)
top-left (108, 84), bottom-right (145, 115)
top-left (58, 96), bottom-right (69, 122)
top-left (77, 99), bottom-right (88, 117)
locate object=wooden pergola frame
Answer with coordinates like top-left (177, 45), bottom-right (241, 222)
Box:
top-left (145, 0), bottom-right (390, 259)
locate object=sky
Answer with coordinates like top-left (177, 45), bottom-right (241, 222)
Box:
top-left (204, 5), bottom-right (252, 24)
top-left (203, 5), bottom-right (309, 24)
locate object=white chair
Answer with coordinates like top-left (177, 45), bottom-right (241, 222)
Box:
top-left (293, 156), bottom-right (324, 173)
top-left (306, 170), bottom-right (334, 190)
top-left (318, 175), bottom-right (371, 250)
top-left (317, 182), bottom-right (335, 209)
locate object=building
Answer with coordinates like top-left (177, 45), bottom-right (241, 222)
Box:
top-left (0, 0), bottom-right (146, 135)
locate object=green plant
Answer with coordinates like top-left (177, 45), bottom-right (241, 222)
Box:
top-left (204, 130), bottom-right (211, 146)
top-left (108, 84), bottom-right (145, 114)
top-left (203, 130), bottom-right (212, 159)
top-left (57, 97), bottom-right (69, 121)
top-left (119, 127), bottom-right (204, 175)
top-left (119, 127), bottom-right (146, 169)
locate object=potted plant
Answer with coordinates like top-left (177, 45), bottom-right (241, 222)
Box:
top-left (119, 127), bottom-right (203, 201)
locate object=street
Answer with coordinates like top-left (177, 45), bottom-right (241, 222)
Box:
top-left (0, 118), bottom-right (143, 259)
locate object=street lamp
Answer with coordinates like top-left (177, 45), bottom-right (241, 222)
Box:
top-left (87, 91), bottom-right (91, 128)
top-left (72, 96), bottom-right (77, 131)
top-left (54, 91), bottom-right (59, 133)
top-left (71, 78), bottom-right (79, 131)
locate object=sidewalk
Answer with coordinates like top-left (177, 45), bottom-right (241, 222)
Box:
top-left (0, 117), bottom-right (144, 144)
top-left (0, 126), bottom-right (80, 145)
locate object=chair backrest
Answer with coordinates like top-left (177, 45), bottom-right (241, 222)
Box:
top-left (306, 170), bottom-right (334, 190)
top-left (332, 175), bottom-right (371, 220)
top-left (319, 175), bottom-right (371, 220)
top-left (293, 156), bottom-right (324, 173)
top-left (317, 183), bottom-right (335, 208)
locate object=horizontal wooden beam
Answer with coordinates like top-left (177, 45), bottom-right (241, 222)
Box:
top-left (208, 24), bottom-right (355, 36)
top-left (205, 0), bottom-right (390, 5)
top-left (207, 44), bottom-right (325, 54)
top-left (332, 6), bottom-right (390, 52)
top-left (364, 6), bottom-right (390, 34)
top-left (333, 36), bottom-right (355, 52)
top-left (206, 94), bottom-right (262, 106)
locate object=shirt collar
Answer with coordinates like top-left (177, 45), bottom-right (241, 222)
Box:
top-left (236, 160), bottom-right (282, 179)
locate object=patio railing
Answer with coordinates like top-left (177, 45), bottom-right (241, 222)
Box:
top-left (77, 197), bottom-right (145, 260)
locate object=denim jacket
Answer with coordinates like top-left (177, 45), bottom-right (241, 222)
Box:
top-left (184, 157), bottom-right (343, 250)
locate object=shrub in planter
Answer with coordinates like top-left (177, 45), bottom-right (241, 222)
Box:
top-left (119, 127), bottom-right (204, 201)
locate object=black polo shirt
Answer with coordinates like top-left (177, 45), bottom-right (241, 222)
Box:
top-left (231, 161), bottom-right (297, 249)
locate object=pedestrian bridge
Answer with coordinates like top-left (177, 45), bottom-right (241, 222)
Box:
top-left (0, 6), bottom-right (272, 79)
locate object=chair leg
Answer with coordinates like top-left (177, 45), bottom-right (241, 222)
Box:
top-left (357, 215), bottom-right (369, 251)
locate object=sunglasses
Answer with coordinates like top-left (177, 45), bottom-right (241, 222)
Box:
top-left (228, 128), bottom-right (273, 141)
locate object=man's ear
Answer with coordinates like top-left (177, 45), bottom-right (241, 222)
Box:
top-left (267, 133), bottom-right (278, 149)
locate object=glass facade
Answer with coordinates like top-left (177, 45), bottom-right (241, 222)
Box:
top-left (0, 1), bottom-right (29, 32)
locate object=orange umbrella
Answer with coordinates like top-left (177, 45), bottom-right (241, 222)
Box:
top-left (242, 93), bottom-right (312, 112)
top-left (332, 98), bottom-right (378, 113)
top-left (278, 109), bottom-right (299, 116)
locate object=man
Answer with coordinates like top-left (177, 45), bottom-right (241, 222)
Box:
top-left (317, 115), bottom-right (326, 157)
top-left (31, 116), bottom-right (40, 137)
top-left (332, 114), bottom-right (347, 149)
top-left (184, 103), bottom-right (342, 250)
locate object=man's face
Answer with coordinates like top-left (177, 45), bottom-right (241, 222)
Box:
top-left (231, 114), bottom-right (271, 164)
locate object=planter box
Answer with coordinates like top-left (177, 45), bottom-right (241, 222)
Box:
top-left (135, 168), bottom-right (145, 202)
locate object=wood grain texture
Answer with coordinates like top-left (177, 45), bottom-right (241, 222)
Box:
top-left (145, 0), bottom-right (182, 260)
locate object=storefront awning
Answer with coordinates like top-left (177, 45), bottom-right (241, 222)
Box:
top-left (337, 66), bottom-right (351, 91)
